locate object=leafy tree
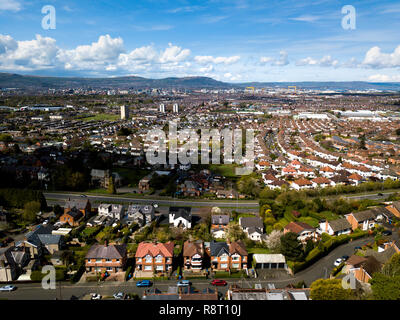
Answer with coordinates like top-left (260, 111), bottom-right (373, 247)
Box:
top-left (0, 134), bottom-right (12, 143)
top-left (370, 273), bottom-right (400, 300)
top-left (237, 176), bottom-right (260, 197)
top-left (23, 201), bottom-right (41, 222)
top-left (382, 253), bottom-right (400, 277)
top-left (265, 230), bottom-right (283, 252)
top-left (107, 176), bottom-right (116, 194)
top-left (226, 223), bottom-right (246, 242)
top-left (280, 232), bottom-right (304, 261)
top-left (310, 279), bottom-right (354, 300)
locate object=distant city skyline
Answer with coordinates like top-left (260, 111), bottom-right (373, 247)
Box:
top-left (0, 0), bottom-right (400, 82)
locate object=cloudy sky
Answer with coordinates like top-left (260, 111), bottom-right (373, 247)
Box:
top-left (0, 0), bottom-right (400, 82)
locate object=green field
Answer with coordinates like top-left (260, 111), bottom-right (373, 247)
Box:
top-left (78, 113), bottom-right (120, 122)
top-left (209, 164), bottom-right (239, 178)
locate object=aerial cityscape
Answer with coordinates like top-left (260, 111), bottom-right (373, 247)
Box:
top-left (0, 0), bottom-right (400, 307)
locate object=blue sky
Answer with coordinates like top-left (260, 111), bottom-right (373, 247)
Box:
top-left (0, 0), bottom-right (400, 82)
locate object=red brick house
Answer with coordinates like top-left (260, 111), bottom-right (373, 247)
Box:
top-left (135, 241), bottom-right (174, 274)
top-left (85, 243), bottom-right (127, 273)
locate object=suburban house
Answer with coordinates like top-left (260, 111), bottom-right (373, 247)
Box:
top-left (138, 174), bottom-right (152, 192)
top-left (64, 198), bottom-right (91, 217)
top-left (183, 240), bottom-right (204, 272)
top-left (318, 218), bottom-right (352, 236)
top-left (19, 224), bottom-right (64, 258)
top-left (98, 203), bottom-right (125, 220)
top-left (60, 207), bottom-right (84, 226)
top-left (135, 241), bottom-right (174, 274)
top-left (85, 243), bottom-right (127, 273)
top-left (385, 201), bottom-right (400, 219)
top-left (90, 169), bottom-right (112, 188)
top-left (283, 221), bottom-right (318, 243)
top-left (345, 255), bottom-right (382, 284)
top-left (210, 240), bottom-right (248, 271)
top-left (345, 210), bottom-right (377, 231)
top-left (211, 215), bottom-right (230, 238)
top-left (126, 204), bottom-right (155, 227)
top-left (169, 207), bottom-right (192, 229)
top-left (239, 217), bottom-right (264, 242)
top-left (0, 247), bottom-right (17, 282)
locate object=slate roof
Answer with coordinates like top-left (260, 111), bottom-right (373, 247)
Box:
top-left (211, 215), bottom-right (230, 225)
top-left (85, 244), bottom-right (127, 259)
top-left (169, 207), bottom-right (192, 221)
top-left (210, 241), bottom-right (229, 256)
top-left (65, 198), bottom-right (89, 210)
top-left (239, 217), bottom-right (264, 230)
top-left (350, 210), bottom-right (377, 222)
top-left (328, 218), bottom-right (352, 232)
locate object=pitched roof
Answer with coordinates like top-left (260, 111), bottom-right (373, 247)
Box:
top-left (328, 218), bottom-right (352, 232)
top-left (229, 240), bottom-right (248, 256)
top-left (350, 210), bottom-right (377, 222)
top-left (169, 207), bottom-right (192, 221)
top-left (135, 242), bottom-right (174, 258)
top-left (211, 215), bottom-right (230, 225)
top-left (284, 221), bottom-right (315, 234)
top-left (346, 255), bottom-right (367, 267)
top-left (210, 241), bottom-right (229, 256)
top-left (183, 241), bottom-right (204, 257)
top-left (86, 244), bottom-right (127, 259)
top-left (65, 198), bottom-right (90, 210)
top-left (239, 217), bottom-right (263, 229)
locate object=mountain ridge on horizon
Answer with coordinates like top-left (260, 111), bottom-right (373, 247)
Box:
top-left (1, 72), bottom-right (400, 91)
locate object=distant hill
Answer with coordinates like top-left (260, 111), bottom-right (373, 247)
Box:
top-left (1, 72), bottom-right (400, 92)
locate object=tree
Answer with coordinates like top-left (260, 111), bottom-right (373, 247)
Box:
top-left (310, 279), bottom-right (354, 300)
top-left (280, 232), bottom-right (304, 261)
top-left (107, 176), bottom-right (116, 194)
top-left (23, 201), bottom-right (41, 223)
top-left (265, 230), bottom-right (283, 252)
top-left (226, 223), bottom-right (246, 242)
top-left (237, 176), bottom-right (260, 197)
top-left (382, 253), bottom-right (400, 277)
top-left (370, 273), bottom-right (400, 300)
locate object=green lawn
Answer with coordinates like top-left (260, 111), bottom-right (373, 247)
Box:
top-left (78, 113), bottom-right (120, 122)
top-left (209, 164), bottom-right (239, 178)
top-left (114, 167), bottom-right (151, 187)
top-left (247, 247), bottom-right (271, 254)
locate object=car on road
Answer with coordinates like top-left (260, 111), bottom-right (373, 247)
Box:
top-left (354, 246), bottom-right (362, 251)
top-left (136, 280), bottom-right (153, 287)
top-left (334, 258), bottom-right (344, 267)
top-left (341, 255), bottom-right (350, 261)
top-left (90, 293), bottom-right (102, 300)
top-left (211, 279), bottom-right (227, 286)
top-left (378, 193), bottom-right (384, 196)
top-left (0, 285), bottom-right (16, 292)
top-left (177, 280), bottom-right (191, 287)
top-left (113, 292), bottom-right (125, 300)
top-left (80, 194), bottom-right (87, 197)
top-left (382, 230), bottom-right (392, 236)
top-left (152, 203), bottom-right (159, 208)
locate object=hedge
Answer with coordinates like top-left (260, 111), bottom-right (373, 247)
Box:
top-left (70, 265), bottom-right (85, 283)
top-left (31, 267), bottom-right (67, 282)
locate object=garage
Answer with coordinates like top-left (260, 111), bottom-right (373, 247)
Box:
top-left (253, 254), bottom-right (288, 270)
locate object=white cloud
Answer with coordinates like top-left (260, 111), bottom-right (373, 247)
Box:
top-left (368, 74), bottom-right (400, 82)
top-left (273, 50), bottom-right (289, 66)
top-left (0, 0), bottom-right (21, 11)
top-left (0, 34), bottom-right (59, 71)
top-left (290, 15), bottom-right (320, 22)
top-left (296, 55), bottom-right (339, 67)
top-left (194, 55), bottom-right (240, 65)
top-left (362, 45), bottom-right (400, 68)
top-left (259, 56), bottom-right (273, 64)
top-left (159, 43), bottom-right (191, 63)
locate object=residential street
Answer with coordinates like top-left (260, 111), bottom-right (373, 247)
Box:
top-left (1, 236), bottom-right (375, 300)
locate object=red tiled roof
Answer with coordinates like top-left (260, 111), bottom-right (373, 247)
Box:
top-left (135, 241), bottom-right (174, 258)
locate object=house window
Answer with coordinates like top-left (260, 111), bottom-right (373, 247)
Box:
top-left (220, 263), bottom-right (228, 269)
top-left (232, 263), bottom-right (239, 269)
top-left (145, 255), bottom-right (152, 263)
top-left (96, 259), bottom-right (102, 263)
top-left (220, 255), bottom-right (228, 262)
top-left (144, 265), bottom-right (152, 271)
top-left (106, 267), bottom-right (113, 271)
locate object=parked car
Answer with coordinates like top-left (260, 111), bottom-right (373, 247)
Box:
top-left (211, 279), bottom-right (227, 286)
top-left (334, 258), bottom-right (344, 267)
top-left (382, 230), bottom-right (392, 236)
top-left (152, 203), bottom-right (159, 208)
top-left (378, 193), bottom-right (383, 196)
top-left (354, 246), bottom-right (362, 251)
top-left (0, 285), bottom-right (16, 292)
top-left (177, 280), bottom-right (191, 287)
top-left (90, 293), bottom-right (102, 300)
top-left (341, 255), bottom-right (350, 261)
top-left (136, 280), bottom-right (153, 287)
top-left (113, 292), bottom-right (125, 300)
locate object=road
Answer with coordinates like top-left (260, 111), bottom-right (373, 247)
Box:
top-left (2, 236), bottom-right (376, 300)
top-left (44, 192), bottom-right (260, 209)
